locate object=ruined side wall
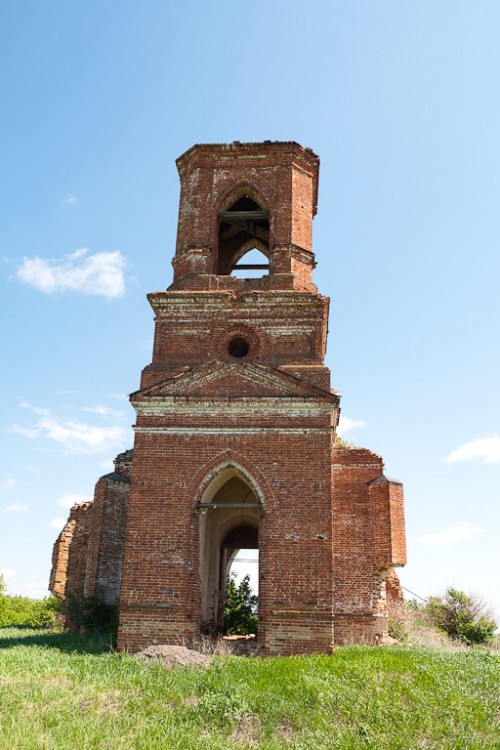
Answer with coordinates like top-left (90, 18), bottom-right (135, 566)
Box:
top-left (331, 446), bottom-right (407, 644)
top-left (50, 518), bottom-right (77, 599)
top-left (84, 473), bottom-right (130, 605)
top-left (331, 446), bottom-right (384, 644)
top-left (49, 450), bottom-right (133, 606)
top-left (49, 502), bottom-right (94, 603)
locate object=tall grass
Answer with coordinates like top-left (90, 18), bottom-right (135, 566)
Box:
top-left (0, 627), bottom-right (498, 749)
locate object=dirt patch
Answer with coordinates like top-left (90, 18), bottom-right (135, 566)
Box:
top-left (135, 644), bottom-right (211, 668)
top-left (230, 716), bottom-right (261, 746)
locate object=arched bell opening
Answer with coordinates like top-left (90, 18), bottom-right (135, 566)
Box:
top-left (216, 192), bottom-right (270, 276)
top-left (231, 242), bottom-right (270, 279)
top-left (197, 466), bottom-right (262, 635)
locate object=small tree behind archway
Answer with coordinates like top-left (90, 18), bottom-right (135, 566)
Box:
top-left (223, 573), bottom-right (258, 635)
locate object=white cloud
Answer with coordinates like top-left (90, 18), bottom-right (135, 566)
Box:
top-left (337, 416), bottom-right (367, 437)
top-left (61, 195), bottom-right (77, 205)
top-left (11, 415), bottom-right (131, 454)
top-left (3, 502), bottom-right (30, 513)
top-left (20, 400), bottom-right (50, 416)
top-left (444, 435), bottom-right (500, 464)
top-left (11, 425), bottom-right (42, 439)
top-left (16, 248), bottom-right (127, 299)
top-left (58, 493), bottom-right (91, 509)
top-left (12, 401), bottom-right (132, 455)
top-left (1, 568), bottom-right (16, 580)
top-left (50, 517), bottom-right (67, 530)
top-left (421, 523), bottom-right (485, 547)
top-left (1, 477), bottom-right (16, 490)
top-left (82, 405), bottom-right (124, 418)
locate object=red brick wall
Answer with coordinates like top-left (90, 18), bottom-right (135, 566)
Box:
top-left (332, 446), bottom-right (388, 644)
top-left (118, 425), bottom-right (336, 655)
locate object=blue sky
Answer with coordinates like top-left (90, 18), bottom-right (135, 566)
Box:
top-left (1, 1), bottom-right (499, 619)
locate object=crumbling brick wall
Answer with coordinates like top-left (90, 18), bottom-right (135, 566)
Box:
top-left (50, 501), bottom-right (94, 603)
top-left (49, 451), bottom-right (131, 608)
top-left (331, 446), bottom-right (406, 644)
top-left (50, 516), bottom-right (77, 599)
top-left (83, 476), bottom-right (130, 604)
top-left (385, 568), bottom-right (405, 618)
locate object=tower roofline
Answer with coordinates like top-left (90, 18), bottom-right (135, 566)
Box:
top-left (176, 141), bottom-right (319, 216)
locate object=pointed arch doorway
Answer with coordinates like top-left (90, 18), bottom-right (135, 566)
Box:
top-left (197, 465), bottom-right (262, 635)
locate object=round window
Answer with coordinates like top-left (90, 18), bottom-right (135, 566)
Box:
top-left (227, 335), bottom-right (250, 358)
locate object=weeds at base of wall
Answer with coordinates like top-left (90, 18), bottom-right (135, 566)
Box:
top-left (65, 594), bottom-right (118, 642)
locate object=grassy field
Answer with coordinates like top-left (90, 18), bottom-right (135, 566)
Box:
top-left (0, 628), bottom-right (498, 749)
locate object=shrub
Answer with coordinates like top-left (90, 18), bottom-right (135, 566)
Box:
top-left (424, 588), bottom-right (497, 645)
top-left (223, 574), bottom-right (258, 635)
top-left (0, 575), bottom-right (62, 628)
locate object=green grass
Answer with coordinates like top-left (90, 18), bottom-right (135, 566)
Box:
top-left (0, 628), bottom-right (498, 749)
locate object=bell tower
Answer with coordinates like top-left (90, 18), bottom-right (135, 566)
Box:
top-left (115, 142), bottom-right (406, 654)
top-left (139, 142), bottom-right (332, 395)
top-left (172, 141), bottom-right (318, 290)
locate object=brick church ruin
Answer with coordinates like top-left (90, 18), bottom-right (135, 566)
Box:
top-left (50, 141), bottom-right (406, 654)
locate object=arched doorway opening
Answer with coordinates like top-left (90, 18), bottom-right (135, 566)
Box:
top-left (197, 466), bottom-right (261, 635)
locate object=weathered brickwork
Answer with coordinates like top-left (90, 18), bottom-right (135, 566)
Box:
top-left (50, 451), bottom-right (131, 610)
top-left (52, 501), bottom-right (93, 604)
top-left (50, 503), bottom-right (91, 599)
top-left (50, 141), bottom-right (406, 654)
